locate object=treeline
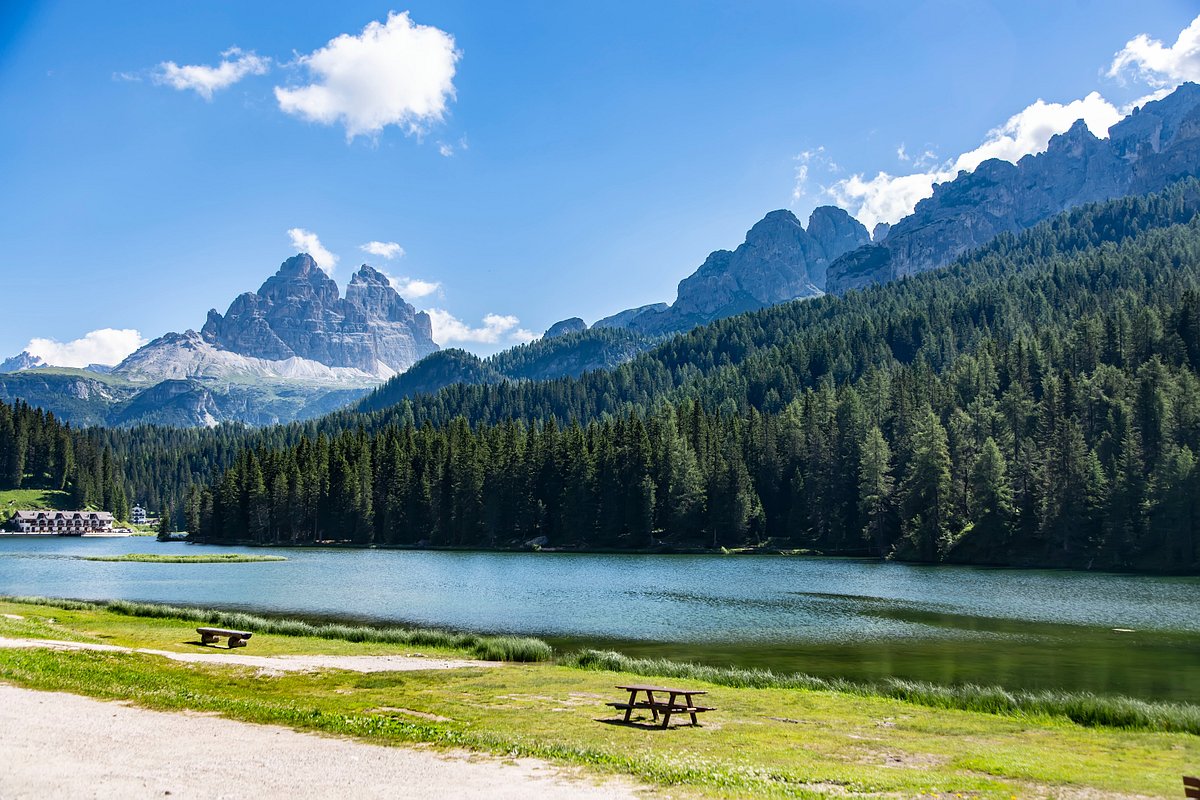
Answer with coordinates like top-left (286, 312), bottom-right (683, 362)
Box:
top-left (195, 311), bottom-right (1200, 569)
top-left (0, 400), bottom-right (129, 518)
top-left (195, 221), bottom-right (1200, 568)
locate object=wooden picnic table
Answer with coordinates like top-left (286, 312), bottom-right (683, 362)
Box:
top-left (610, 683), bottom-right (713, 727)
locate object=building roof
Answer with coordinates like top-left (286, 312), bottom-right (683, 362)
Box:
top-left (10, 509), bottom-right (114, 520)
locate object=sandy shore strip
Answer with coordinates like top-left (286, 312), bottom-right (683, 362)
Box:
top-left (0, 636), bottom-right (498, 673)
top-left (0, 685), bottom-right (641, 799)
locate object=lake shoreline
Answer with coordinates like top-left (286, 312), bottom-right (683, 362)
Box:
top-left (180, 536), bottom-right (1200, 576)
top-left (5, 537), bottom-right (1198, 700)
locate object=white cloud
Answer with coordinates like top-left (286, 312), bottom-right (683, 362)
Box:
top-left (791, 147), bottom-right (838, 202)
top-left (389, 276), bottom-right (441, 299)
top-left (1108, 14), bottom-right (1200, 87)
top-left (426, 310), bottom-right (536, 345)
top-left (287, 228), bottom-right (339, 274)
top-left (950, 92), bottom-right (1120, 174)
top-left (828, 170), bottom-right (954, 233)
top-left (25, 328), bottom-right (147, 368)
top-left (826, 92), bottom-right (1122, 230)
top-left (154, 47), bottom-right (270, 100)
top-left (274, 11), bottom-right (460, 140)
top-left (438, 142), bottom-right (455, 157)
top-left (360, 240), bottom-right (405, 259)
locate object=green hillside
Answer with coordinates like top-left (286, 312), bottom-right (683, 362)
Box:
top-left (0, 488), bottom-right (74, 513)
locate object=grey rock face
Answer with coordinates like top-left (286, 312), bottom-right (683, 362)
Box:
top-left (600, 206), bottom-right (868, 336)
top-left (200, 254), bottom-right (438, 375)
top-left (544, 317), bottom-right (588, 338)
top-left (0, 352), bottom-right (46, 373)
top-left (826, 83), bottom-right (1200, 294)
top-left (871, 223), bottom-right (890, 242)
top-left (592, 303), bottom-right (669, 330)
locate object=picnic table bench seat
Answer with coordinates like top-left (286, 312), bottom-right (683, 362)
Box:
top-left (611, 684), bottom-right (714, 727)
top-left (196, 627), bottom-right (253, 648)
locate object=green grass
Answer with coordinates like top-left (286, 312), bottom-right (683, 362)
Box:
top-left (565, 649), bottom-right (1200, 736)
top-left (1, 596), bottom-right (554, 663)
top-left (0, 488), bottom-right (74, 512)
top-left (0, 599), bottom-right (1196, 798)
top-left (80, 553), bottom-right (288, 564)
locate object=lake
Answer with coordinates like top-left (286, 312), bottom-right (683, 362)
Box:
top-left (1, 536), bottom-right (1197, 701)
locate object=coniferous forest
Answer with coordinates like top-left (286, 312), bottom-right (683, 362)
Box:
top-left (0, 400), bottom-right (130, 519)
top-left (78, 182), bottom-right (1200, 570)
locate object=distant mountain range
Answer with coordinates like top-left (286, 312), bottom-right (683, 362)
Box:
top-left (6, 83), bottom-right (1200, 428)
top-left (0, 254), bottom-right (438, 426)
top-left (826, 83), bottom-right (1200, 292)
top-left (550, 205), bottom-right (871, 339)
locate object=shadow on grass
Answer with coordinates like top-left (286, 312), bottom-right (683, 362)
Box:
top-left (595, 717), bottom-right (703, 730)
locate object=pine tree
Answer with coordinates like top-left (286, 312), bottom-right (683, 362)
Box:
top-left (857, 426), bottom-right (894, 554)
top-left (900, 409), bottom-right (954, 561)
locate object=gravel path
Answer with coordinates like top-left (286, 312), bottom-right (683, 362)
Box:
top-left (0, 636), bottom-right (497, 673)
top-left (0, 685), bottom-right (641, 799)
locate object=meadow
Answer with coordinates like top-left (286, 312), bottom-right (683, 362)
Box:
top-left (0, 596), bottom-right (1196, 798)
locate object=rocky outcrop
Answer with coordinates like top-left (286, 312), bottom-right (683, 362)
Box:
top-left (592, 303), bottom-right (669, 331)
top-left (200, 255), bottom-right (438, 376)
top-left (826, 83), bottom-right (1200, 294)
top-left (594, 206), bottom-right (869, 336)
top-left (544, 317), bottom-right (588, 338)
top-left (0, 352), bottom-right (46, 373)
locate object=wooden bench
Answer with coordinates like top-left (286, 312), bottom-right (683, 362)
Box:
top-left (196, 627), bottom-right (253, 648)
top-left (1184, 775), bottom-right (1199, 799)
top-left (610, 684), bottom-right (714, 728)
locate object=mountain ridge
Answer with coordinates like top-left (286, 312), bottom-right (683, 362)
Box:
top-left (826, 82), bottom-right (1200, 293)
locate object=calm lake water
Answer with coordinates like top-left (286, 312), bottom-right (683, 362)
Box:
top-left (1, 536), bottom-right (1198, 701)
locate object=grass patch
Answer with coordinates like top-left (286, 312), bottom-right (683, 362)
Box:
top-left (565, 649), bottom-right (1200, 736)
top-left (0, 488), bottom-right (74, 512)
top-left (80, 553), bottom-right (288, 564)
top-left (0, 639), bottom-right (1197, 798)
top-left (0, 595), bottom-right (552, 663)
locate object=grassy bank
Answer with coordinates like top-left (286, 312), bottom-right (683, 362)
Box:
top-left (0, 597), bottom-right (1196, 798)
top-left (1, 596), bottom-right (553, 663)
top-left (9, 595), bottom-right (1196, 735)
top-left (80, 553), bottom-right (289, 564)
top-left (566, 650), bottom-right (1200, 736)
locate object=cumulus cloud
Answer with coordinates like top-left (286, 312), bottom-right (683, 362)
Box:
top-left (426, 310), bottom-right (536, 345)
top-left (1109, 14), bottom-right (1200, 87)
top-left (826, 92), bottom-right (1122, 230)
top-left (25, 328), bottom-right (147, 368)
top-left (274, 11), bottom-right (460, 140)
top-left (389, 276), bottom-right (441, 299)
top-left (154, 47), bottom-right (270, 100)
top-left (287, 228), bottom-right (339, 274)
top-left (360, 240), bottom-right (405, 259)
top-left (951, 92), bottom-right (1120, 173)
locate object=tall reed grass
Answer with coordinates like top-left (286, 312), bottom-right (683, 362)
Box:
top-left (565, 649), bottom-right (1200, 735)
top-left (1, 595), bottom-right (553, 663)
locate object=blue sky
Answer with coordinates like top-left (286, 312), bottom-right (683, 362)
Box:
top-left (2, 1), bottom-right (1199, 363)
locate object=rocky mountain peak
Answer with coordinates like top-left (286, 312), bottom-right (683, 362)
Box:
top-left (826, 82), bottom-right (1200, 294)
top-left (544, 317), bottom-right (588, 338)
top-left (593, 205), bottom-right (868, 336)
top-left (197, 253), bottom-right (438, 375)
top-left (0, 351), bottom-right (46, 373)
